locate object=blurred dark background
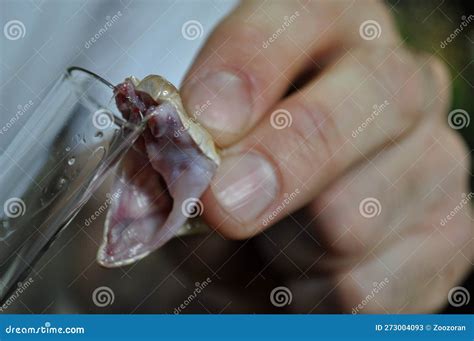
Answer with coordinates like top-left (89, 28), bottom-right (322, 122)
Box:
top-left (387, 0), bottom-right (473, 313)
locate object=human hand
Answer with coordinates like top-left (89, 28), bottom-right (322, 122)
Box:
top-left (180, 0), bottom-right (472, 313)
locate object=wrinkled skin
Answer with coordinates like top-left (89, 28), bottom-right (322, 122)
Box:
top-left (174, 0), bottom-right (473, 313)
top-left (97, 0), bottom-right (471, 313)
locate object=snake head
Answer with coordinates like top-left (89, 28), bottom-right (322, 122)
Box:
top-left (97, 75), bottom-right (219, 267)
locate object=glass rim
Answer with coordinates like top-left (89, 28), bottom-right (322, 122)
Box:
top-left (65, 66), bottom-right (149, 130)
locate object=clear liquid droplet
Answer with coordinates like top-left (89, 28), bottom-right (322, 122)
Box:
top-left (95, 131), bottom-right (103, 138)
top-left (68, 157), bottom-right (75, 166)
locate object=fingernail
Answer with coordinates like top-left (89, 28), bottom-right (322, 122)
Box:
top-left (212, 153), bottom-right (278, 223)
top-left (183, 71), bottom-right (252, 138)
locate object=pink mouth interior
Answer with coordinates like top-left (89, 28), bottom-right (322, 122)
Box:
top-left (97, 80), bottom-right (217, 267)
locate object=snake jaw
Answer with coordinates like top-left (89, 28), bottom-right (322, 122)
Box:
top-left (136, 75), bottom-right (220, 165)
top-left (97, 75), bottom-right (219, 268)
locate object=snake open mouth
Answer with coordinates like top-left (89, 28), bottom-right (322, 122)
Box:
top-left (96, 76), bottom-right (219, 267)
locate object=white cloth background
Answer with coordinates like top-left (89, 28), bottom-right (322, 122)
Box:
top-left (1, 0), bottom-right (236, 146)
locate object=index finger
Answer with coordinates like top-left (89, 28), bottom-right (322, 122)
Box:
top-left (201, 48), bottom-right (450, 239)
top-left (181, 0), bottom-right (398, 147)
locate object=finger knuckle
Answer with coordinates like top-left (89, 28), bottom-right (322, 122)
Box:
top-left (281, 98), bottom-right (346, 181)
top-left (355, 47), bottom-right (450, 126)
top-left (373, 47), bottom-right (424, 120)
